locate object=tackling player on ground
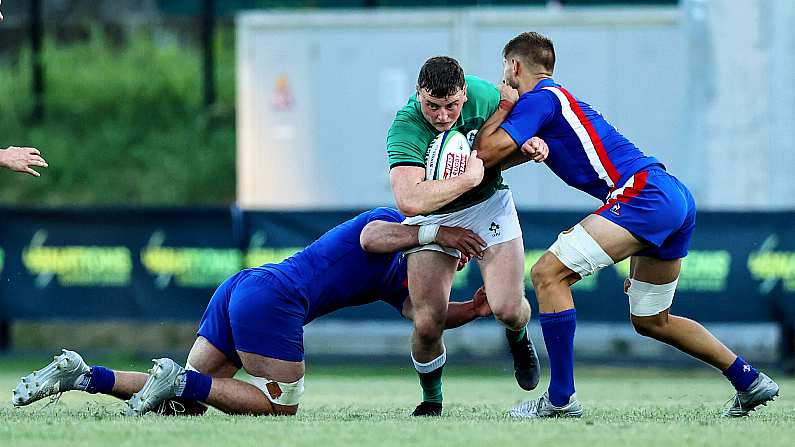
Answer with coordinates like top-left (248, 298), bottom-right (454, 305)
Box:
top-left (475, 31), bottom-right (779, 418)
top-left (387, 56), bottom-right (548, 416)
top-left (11, 208), bottom-right (493, 416)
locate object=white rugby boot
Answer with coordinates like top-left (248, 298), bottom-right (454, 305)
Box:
top-left (509, 392), bottom-right (583, 419)
top-left (125, 358), bottom-right (186, 416)
top-left (11, 349), bottom-right (90, 407)
top-left (722, 373), bottom-right (779, 417)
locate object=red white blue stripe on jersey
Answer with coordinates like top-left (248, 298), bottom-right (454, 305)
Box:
top-left (594, 171), bottom-right (649, 215)
top-left (542, 86), bottom-right (621, 188)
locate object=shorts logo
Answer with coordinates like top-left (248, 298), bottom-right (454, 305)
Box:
top-left (610, 202), bottom-right (621, 216)
top-left (489, 221), bottom-right (501, 238)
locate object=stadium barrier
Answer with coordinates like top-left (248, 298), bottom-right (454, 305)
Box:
top-left (0, 207), bottom-right (793, 367)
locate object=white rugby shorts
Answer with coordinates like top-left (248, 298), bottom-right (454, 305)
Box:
top-left (402, 189), bottom-right (522, 258)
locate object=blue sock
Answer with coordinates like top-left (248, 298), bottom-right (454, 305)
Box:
top-left (81, 366), bottom-right (115, 394)
top-left (178, 370), bottom-right (212, 402)
top-left (540, 309), bottom-right (577, 407)
top-left (723, 356), bottom-right (759, 392)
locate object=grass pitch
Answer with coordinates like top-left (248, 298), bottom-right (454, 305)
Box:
top-left (0, 358), bottom-right (793, 447)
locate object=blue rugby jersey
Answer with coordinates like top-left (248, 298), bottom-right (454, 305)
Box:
top-left (249, 207), bottom-right (409, 324)
top-left (500, 78), bottom-right (662, 201)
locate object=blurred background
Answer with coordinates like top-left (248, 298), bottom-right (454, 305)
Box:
top-left (0, 0), bottom-right (793, 374)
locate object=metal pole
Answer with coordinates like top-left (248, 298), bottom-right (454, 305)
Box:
top-left (30, 0), bottom-right (44, 122)
top-left (0, 320), bottom-right (9, 351)
top-left (781, 321), bottom-right (795, 376)
top-left (201, 0), bottom-right (216, 109)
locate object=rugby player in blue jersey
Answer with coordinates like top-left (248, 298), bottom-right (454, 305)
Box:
top-left (11, 208), bottom-right (493, 416)
top-left (474, 32), bottom-right (778, 418)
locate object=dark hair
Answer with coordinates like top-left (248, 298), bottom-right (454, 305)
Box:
top-left (503, 32), bottom-right (555, 73)
top-left (417, 56), bottom-right (465, 98)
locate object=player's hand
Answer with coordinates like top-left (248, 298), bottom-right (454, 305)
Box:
top-left (462, 150), bottom-right (484, 188)
top-left (623, 278), bottom-right (631, 294)
top-left (498, 83), bottom-right (519, 104)
top-left (520, 137), bottom-right (549, 163)
top-left (471, 286), bottom-right (492, 318)
top-left (0, 146), bottom-right (48, 176)
top-left (435, 226), bottom-right (486, 259)
top-left (456, 254), bottom-right (470, 271)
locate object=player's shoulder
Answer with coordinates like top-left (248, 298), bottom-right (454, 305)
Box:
top-left (516, 82), bottom-right (559, 112)
top-left (389, 98), bottom-right (425, 131)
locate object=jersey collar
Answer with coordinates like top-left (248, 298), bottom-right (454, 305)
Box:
top-left (532, 78), bottom-right (557, 91)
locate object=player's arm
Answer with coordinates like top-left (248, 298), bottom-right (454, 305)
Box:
top-left (475, 85), bottom-right (551, 168)
top-left (402, 286), bottom-right (491, 329)
top-left (0, 146), bottom-right (48, 176)
top-left (360, 220), bottom-right (486, 258)
top-left (472, 84), bottom-right (520, 168)
top-left (389, 153), bottom-right (483, 217)
top-left (498, 137), bottom-right (548, 171)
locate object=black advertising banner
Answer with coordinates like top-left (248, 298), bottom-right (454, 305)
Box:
top-left (0, 207), bottom-right (793, 323)
top-left (0, 207), bottom-right (238, 321)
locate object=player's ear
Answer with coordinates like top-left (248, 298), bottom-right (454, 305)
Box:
top-left (461, 83), bottom-right (468, 103)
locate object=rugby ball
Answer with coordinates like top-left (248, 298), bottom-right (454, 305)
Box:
top-left (425, 130), bottom-right (472, 181)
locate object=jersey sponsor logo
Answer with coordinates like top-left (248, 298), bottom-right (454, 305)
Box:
top-left (466, 129), bottom-right (478, 147)
top-left (610, 202), bottom-right (621, 216)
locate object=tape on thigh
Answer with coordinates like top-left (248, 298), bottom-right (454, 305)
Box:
top-left (249, 375), bottom-right (305, 406)
top-left (404, 243), bottom-right (460, 258)
top-left (548, 224), bottom-right (614, 277)
top-left (626, 278), bottom-right (678, 317)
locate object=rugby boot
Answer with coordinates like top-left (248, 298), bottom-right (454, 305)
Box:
top-left (722, 372), bottom-right (779, 417)
top-left (506, 328), bottom-right (541, 391)
top-left (509, 392), bottom-right (583, 419)
top-left (11, 349), bottom-right (89, 407)
top-left (411, 401), bottom-right (443, 417)
top-left (125, 358), bottom-right (185, 416)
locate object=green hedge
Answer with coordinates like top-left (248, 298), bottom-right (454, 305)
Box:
top-left (0, 29), bottom-right (236, 206)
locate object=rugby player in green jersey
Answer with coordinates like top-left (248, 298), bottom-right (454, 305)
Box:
top-left (387, 56), bottom-right (549, 416)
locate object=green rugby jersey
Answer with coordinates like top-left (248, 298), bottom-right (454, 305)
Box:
top-left (387, 75), bottom-right (507, 215)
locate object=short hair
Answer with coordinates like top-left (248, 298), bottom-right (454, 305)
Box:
top-left (417, 56), bottom-right (465, 98)
top-left (503, 32), bottom-right (555, 73)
